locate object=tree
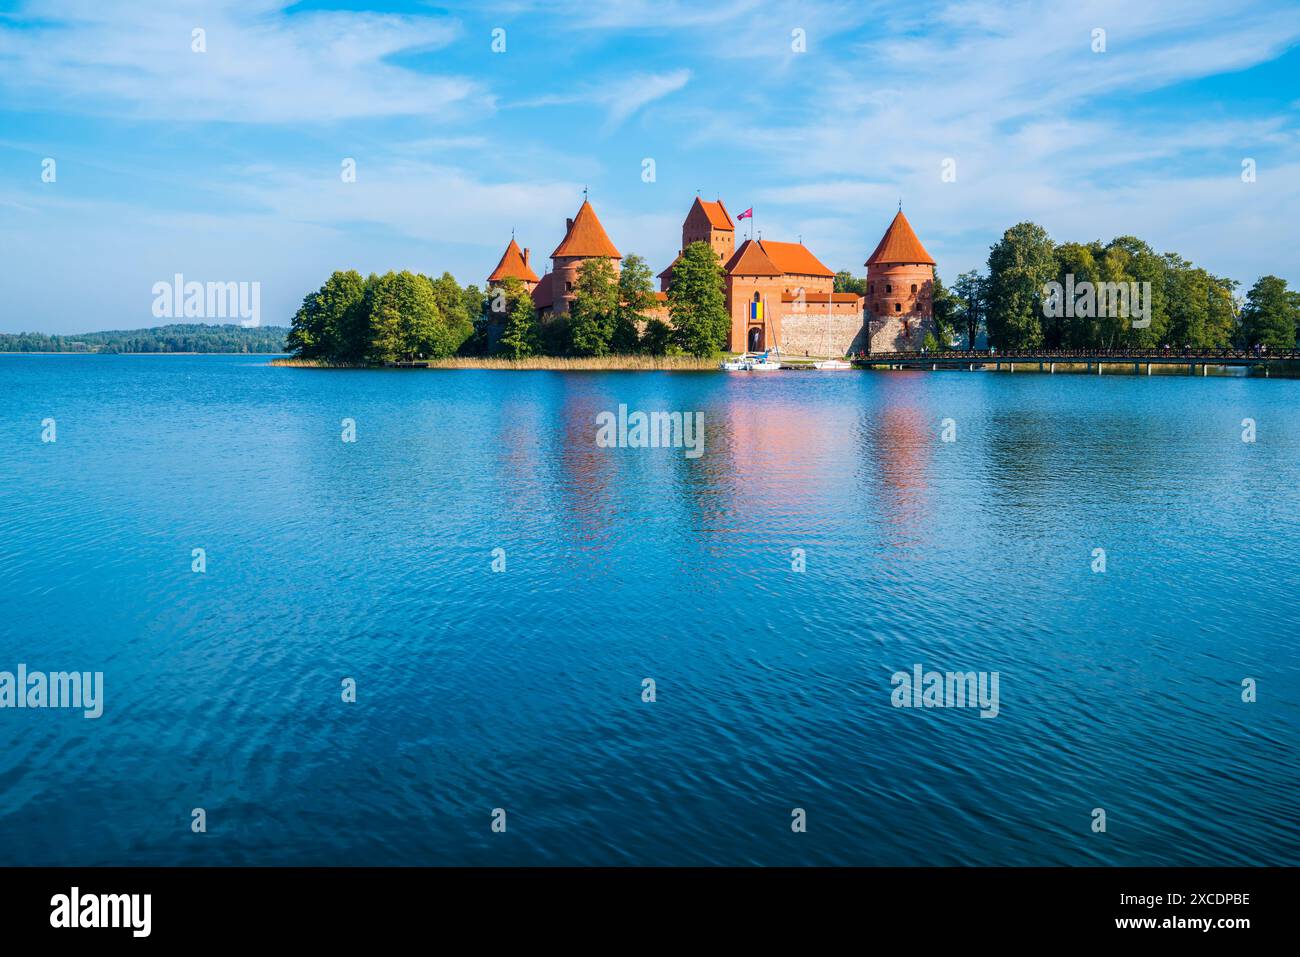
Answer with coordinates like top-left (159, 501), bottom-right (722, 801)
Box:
top-left (668, 241), bottom-right (728, 356)
top-left (566, 258), bottom-right (620, 356)
top-left (834, 270), bottom-right (865, 295)
top-left (1106, 236), bottom-right (1167, 348)
top-left (287, 270), bottom-right (365, 360)
top-left (952, 270), bottom-right (986, 350)
top-left (985, 222), bottom-right (1055, 349)
top-left (641, 318), bottom-right (672, 355)
top-left (427, 271), bottom-right (474, 357)
top-left (495, 278), bottom-right (540, 359)
top-left (1239, 275), bottom-right (1299, 350)
top-left (929, 271), bottom-right (959, 349)
top-left (361, 271), bottom-right (440, 363)
top-left (614, 253), bottom-right (657, 353)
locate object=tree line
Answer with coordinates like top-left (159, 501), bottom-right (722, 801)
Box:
top-left (288, 242), bottom-right (732, 363)
top-left (289, 224), bottom-right (1300, 363)
top-left (934, 224), bottom-right (1299, 351)
top-left (0, 324), bottom-right (289, 354)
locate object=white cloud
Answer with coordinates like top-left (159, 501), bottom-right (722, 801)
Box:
top-left (511, 69), bottom-right (692, 131)
top-left (0, 0), bottom-right (484, 122)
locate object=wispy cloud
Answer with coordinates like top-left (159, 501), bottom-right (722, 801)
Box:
top-left (511, 69), bottom-right (692, 131)
top-left (0, 0), bottom-right (483, 122)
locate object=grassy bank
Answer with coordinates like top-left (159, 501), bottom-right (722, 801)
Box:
top-left (270, 355), bottom-right (718, 371)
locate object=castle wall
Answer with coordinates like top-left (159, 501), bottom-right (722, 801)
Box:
top-left (780, 302), bottom-right (868, 357)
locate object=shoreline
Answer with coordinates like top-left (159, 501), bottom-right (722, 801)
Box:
top-left (269, 355), bottom-right (719, 371)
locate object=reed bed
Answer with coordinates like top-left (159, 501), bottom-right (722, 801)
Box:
top-left (270, 355), bottom-right (718, 371)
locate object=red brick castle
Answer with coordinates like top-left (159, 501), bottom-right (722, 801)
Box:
top-left (486, 196), bottom-right (938, 356)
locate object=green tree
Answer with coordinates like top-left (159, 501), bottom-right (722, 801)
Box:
top-left (495, 278), bottom-right (541, 359)
top-left (1206, 276), bottom-right (1239, 348)
top-left (929, 271), bottom-right (958, 349)
top-left (287, 270), bottom-right (365, 360)
top-left (1239, 275), bottom-right (1299, 349)
top-left (641, 318), bottom-right (672, 355)
top-left (1106, 237), bottom-right (1167, 348)
top-left (566, 258), bottom-right (620, 356)
top-left (614, 253), bottom-right (656, 353)
top-left (951, 270), bottom-right (986, 350)
top-left (427, 271), bottom-right (474, 356)
top-left (668, 241), bottom-right (728, 357)
top-left (985, 222), bottom-right (1055, 349)
top-left (362, 271), bottom-right (440, 363)
top-left (834, 270), bottom-right (865, 295)
top-left (1162, 254), bottom-right (1209, 348)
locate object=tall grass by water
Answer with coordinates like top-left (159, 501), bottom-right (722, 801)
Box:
top-left (270, 355), bottom-right (717, 370)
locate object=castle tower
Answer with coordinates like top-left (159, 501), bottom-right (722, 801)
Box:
top-left (487, 237), bottom-right (540, 295)
top-left (658, 197), bottom-right (735, 291)
top-left (547, 199), bottom-right (621, 315)
top-left (864, 210), bottom-right (936, 352)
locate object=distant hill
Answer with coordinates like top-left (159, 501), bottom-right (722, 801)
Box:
top-left (0, 324), bottom-right (289, 354)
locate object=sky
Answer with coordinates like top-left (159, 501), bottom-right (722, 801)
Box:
top-left (0, 0), bottom-right (1297, 334)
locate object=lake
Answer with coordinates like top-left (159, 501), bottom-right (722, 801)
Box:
top-left (0, 354), bottom-right (1296, 865)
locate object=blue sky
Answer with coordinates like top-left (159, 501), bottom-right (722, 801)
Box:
top-left (1, 0), bottom-right (1297, 333)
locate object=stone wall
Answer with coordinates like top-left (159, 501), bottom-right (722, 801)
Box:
top-left (867, 314), bottom-right (936, 352)
top-left (779, 310), bottom-right (869, 357)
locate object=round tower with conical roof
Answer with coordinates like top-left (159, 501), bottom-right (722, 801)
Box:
top-left (864, 210), bottom-right (936, 352)
top-left (547, 199), bottom-right (621, 315)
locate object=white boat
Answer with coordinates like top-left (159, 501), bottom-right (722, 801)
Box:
top-left (746, 354), bottom-right (781, 371)
top-left (813, 359), bottom-right (852, 370)
top-left (720, 357), bottom-right (748, 371)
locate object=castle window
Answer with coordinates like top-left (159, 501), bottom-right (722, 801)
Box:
top-left (885, 284), bottom-right (892, 293)
top-left (911, 283), bottom-right (918, 294)
top-left (868, 283), bottom-right (874, 294)
top-left (894, 303), bottom-right (901, 312)
top-left (566, 282), bottom-right (573, 292)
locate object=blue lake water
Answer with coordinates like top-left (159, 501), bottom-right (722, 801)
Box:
top-left (0, 354), bottom-right (1297, 866)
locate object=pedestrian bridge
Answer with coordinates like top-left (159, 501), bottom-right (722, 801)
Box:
top-left (852, 348), bottom-right (1300, 376)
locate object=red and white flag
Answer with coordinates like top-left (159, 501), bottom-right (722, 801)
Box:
top-left (737, 207), bottom-right (753, 220)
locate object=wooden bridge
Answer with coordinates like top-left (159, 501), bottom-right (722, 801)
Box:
top-left (851, 348), bottom-right (1300, 376)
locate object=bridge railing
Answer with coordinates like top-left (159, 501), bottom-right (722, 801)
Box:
top-left (853, 348), bottom-right (1300, 362)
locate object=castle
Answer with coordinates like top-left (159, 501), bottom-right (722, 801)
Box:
top-left (486, 196), bottom-right (937, 356)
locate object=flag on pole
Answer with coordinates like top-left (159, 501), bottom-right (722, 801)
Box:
top-left (737, 208), bottom-right (753, 220)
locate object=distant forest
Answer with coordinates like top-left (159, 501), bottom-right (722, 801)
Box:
top-left (0, 324), bottom-right (289, 354)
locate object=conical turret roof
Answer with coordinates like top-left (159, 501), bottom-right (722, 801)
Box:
top-left (865, 210), bottom-right (935, 266)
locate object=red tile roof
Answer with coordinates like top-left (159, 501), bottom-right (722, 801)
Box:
top-left (691, 197), bottom-right (734, 230)
top-left (724, 239), bottom-right (782, 276)
top-left (761, 240), bottom-right (834, 277)
top-left (531, 275), bottom-right (554, 309)
top-left (488, 237), bottom-right (540, 283)
top-left (551, 200), bottom-right (622, 260)
top-left (657, 255), bottom-right (680, 281)
top-left (724, 238), bottom-right (833, 278)
top-left (865, 211), bottom-right (935, 266)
